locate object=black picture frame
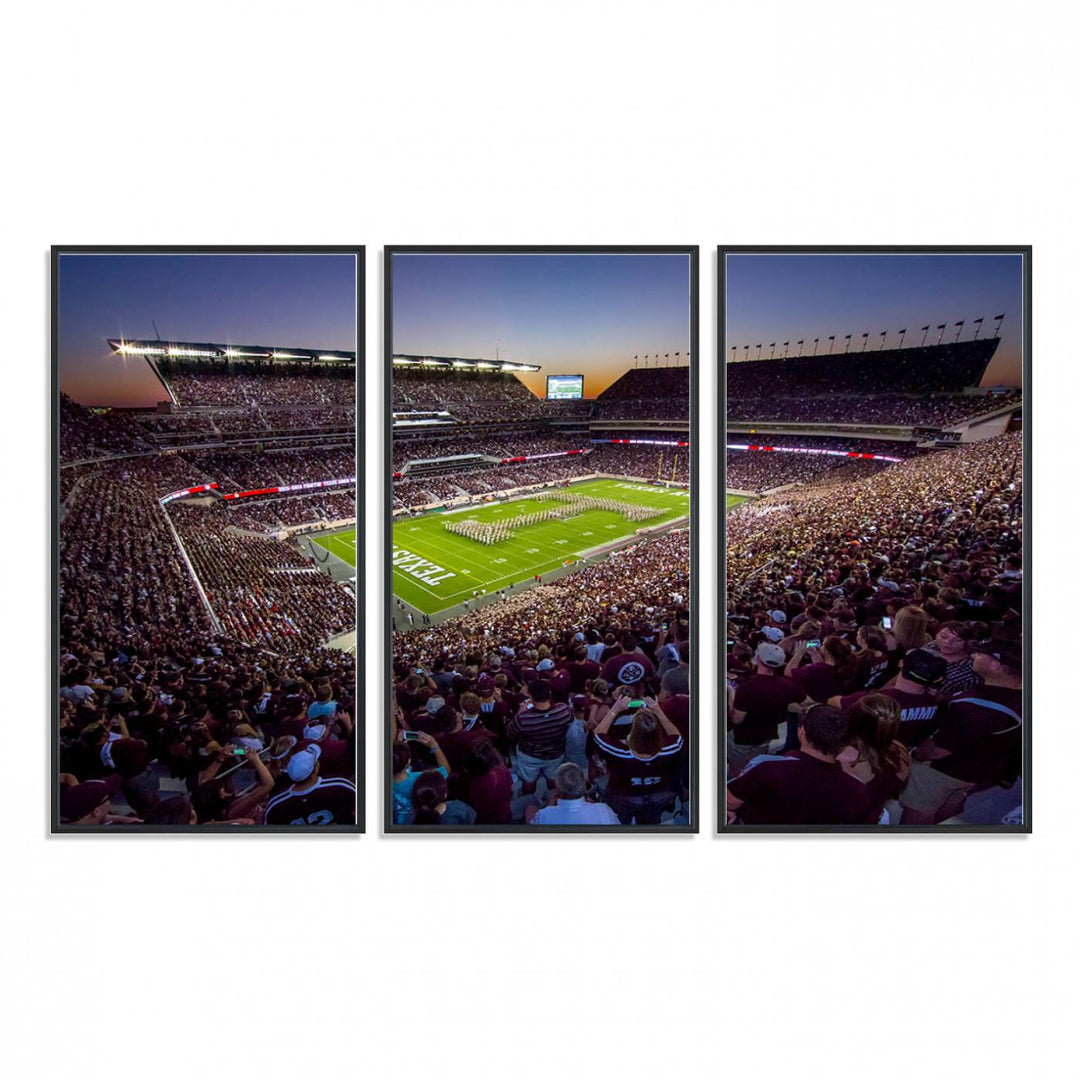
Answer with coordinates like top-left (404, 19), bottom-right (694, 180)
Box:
top-left (718, 244), bottom-right (1032, 834)
top-left (384, 244), bottom-right (699, 833)
top-left (51, 245), bottom-right (365, 834)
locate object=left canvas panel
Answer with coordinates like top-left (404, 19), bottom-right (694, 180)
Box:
top-left (52, 248), bottom-right (363, 831)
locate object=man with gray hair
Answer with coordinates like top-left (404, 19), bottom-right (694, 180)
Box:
top-left (527, 763), bottom-right (619, 825)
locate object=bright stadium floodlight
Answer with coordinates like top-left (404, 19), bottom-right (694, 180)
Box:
top-left (224, 349), bottom-right (272, 358)
top-left (116, 343), bottom-right (166, 355)
top-left (167, 347), bottom-right (217, 357)
top-left (270, 352), bottom-right (310, 360)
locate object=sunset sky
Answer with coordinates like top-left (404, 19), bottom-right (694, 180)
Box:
top-left (391, 251), bottom-right (692, 398)
top-left (724, 251), bottom-right (1024, 387)
top-left (57, 252), bottom-right (357, 406)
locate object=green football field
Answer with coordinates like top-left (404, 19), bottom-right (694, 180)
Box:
top-left (312, 527), bottom-right (357, 568)
top-left (393, 478), bottom-right (689, 615)
top-left (726, 494), bottom-right (749, 511)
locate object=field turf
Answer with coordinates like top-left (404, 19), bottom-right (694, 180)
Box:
top-left (726, 494), bottom-right (749, 511)
top-left (312, 527), bottom-right (357, 568)
top-left (392, 478), bottom-right (689, 616)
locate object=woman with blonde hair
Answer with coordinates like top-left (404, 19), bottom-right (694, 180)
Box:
top-left (889, 605), bottom-right (930, 668)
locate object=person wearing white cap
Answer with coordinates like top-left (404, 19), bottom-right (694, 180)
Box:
top-left (263, 744), bottom-right (356, 825)
top-left (727, 642), bottom-right (807, 779)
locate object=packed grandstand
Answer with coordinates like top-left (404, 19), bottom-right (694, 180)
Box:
top-left (724, 331), bottom-right (1024, 827)
top-left (57, 341), bottom-right (358, 827)
top-left (391, 357), bottom-right (692, 827)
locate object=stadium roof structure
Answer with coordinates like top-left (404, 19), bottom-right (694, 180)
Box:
top-left (108, 339), bottom-right (355, 364)
top-left (726, 338), bottom-right (1002, 394)
top-left (392, 353), bottom-right (540, 372)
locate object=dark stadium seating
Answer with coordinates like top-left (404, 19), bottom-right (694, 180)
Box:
top-left (57, 364), bottom-right (358, 827)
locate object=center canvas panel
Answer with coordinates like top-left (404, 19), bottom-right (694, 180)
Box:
top-left (386, 247), bottom-right (697, 831)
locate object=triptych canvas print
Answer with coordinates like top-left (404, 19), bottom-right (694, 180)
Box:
top-left (51, 244), bottom-right (1028, 833)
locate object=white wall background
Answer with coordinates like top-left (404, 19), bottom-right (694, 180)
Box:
top-left (1, 2), bottom-right (1075, 1076)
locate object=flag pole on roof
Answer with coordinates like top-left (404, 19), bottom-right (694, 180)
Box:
top-left (972, 317), bottom-right (984, 340)
top-left (920, 324), bottom-right (930, 347)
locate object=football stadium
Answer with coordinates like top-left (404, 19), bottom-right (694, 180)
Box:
top-left (391, 352), bottom-right (693, 827)
top-left (724, 292), bottom-right (1024, 828)
top-left (57, 337), bottom-right (358, 826)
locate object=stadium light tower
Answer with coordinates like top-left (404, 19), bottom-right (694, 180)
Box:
top-left (844, 334), bottom-right (852, 352)
top-left (828, 335), bottom-right (835, 353)
top-left (897, 328), bottom-right (907, 349)
top-left (953, 320), bottom-right (965, 343)
top-left (936, 323), bottom-right (946, 345)
top-left (993, 313), bottom-right (1005, 337)
top-left (972, 317), bottom-right (984, 340)
top-left (861, 332), bottom-right (869, 351)
top-left (920, 325), bottom-right (930, 346)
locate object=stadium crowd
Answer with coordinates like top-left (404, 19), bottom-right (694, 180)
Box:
top-left (164, 362), bottom-right (354, 407)
top-left (58, 378), bottom-right (358, 827)
top-left (724, 432), bottom-right (1023, 826)
top-left (392, 529), bottom-right (691, 826)
top-left (727, 391), bottom-right (1021, 428)
top-left (725, 449), bottom-right (891, 493)
top-left (59, 394), bottom-right (155, 460)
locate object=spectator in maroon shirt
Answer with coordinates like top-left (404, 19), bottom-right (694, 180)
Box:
top-left (785, 635), bottom-right (858, 703)
top-left (601, 631), bottom-right (656, 688)
top-left (593, 692), bottom-right (683, 824)
top-left (464, 739), bottom-right (513, 825)
top-left (837, 693), bottom-right (911, 822)
top-left (833, 648), bottom-right (946, 746)
top-left (432, 695), bottom-right (497, 773)
top-left (728, 642), bottom-right (807, 778)
top-left (565, 646), bottom-right (601, 692)
top-left (900, 638), bottom-right (1023, 824)
top-left (727, 705), bottom-right (873, 826)
top-left (852, 624), bottom-right (890, 690)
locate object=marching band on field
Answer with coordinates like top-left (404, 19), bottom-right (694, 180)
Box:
top-left (442, 494), bottom-right (664, 546)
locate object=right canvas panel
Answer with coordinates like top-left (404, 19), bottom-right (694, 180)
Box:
top-left (721, 247), bottom-right (1030, 832)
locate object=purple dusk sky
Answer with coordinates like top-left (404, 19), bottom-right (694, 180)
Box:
top-left (724, 252), bottom-right (1024, 387)
top-left (58, 253), bottom-right (357, 407)
top-left (391, 252), bottom-right (692, 398)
